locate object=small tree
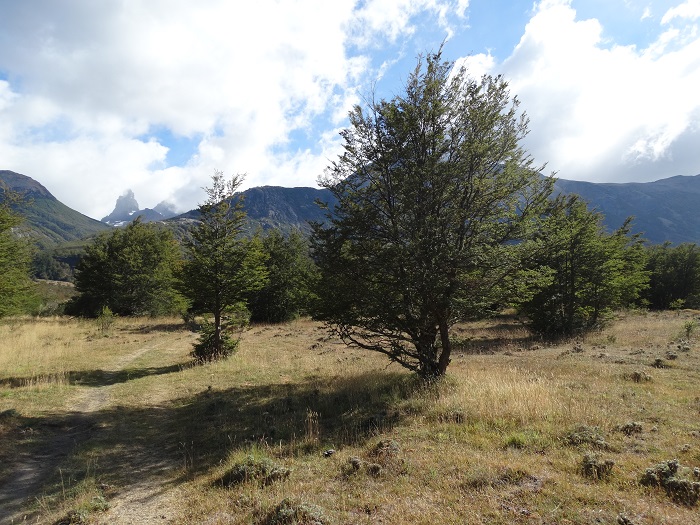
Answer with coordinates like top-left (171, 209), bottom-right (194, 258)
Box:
top-left (311, 49), bottom-right (553, 378)
top-left (520, 195), bottom-right (648, 337)
top-left (67, 218), bottom-right (185, 317)
top-left (179, 172), bottom-right (268, 361)
top-left (247, 229), bottom-right (318, 323)
top-left (0, 186), bottom-right (36, 317)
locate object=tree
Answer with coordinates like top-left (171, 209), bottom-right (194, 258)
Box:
top-left (519, 195), bottom-right (648, 337)
top-left (644, 242), bottom-right (700, 310)
top-left (311, 49), bottom-right (553, 378)
top-left (247, 229), bottom-right (318, 323)
top-left (67, 218), bottom-right (185, 317)
top-left (179, 172), bottom-right (268, 361)
top-left (0, 187), bottom-right (36, 317)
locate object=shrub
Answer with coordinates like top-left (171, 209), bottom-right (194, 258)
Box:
top-left (216, 455), bottom-right (290, 487)
top-left (564, 425), bottom-right (610, 449)
top-left (581, 453), bottom-right (615, 480)
top-left (616, 421), bottom-right (643, 436)
top-left (259, 498), bottom-right (328, 525)
top-left (640, 459), bottom-right (700, 507)
top-left (96, 306), bottom-right (114, 334)
top-left (191, 320), bottom-right (239, 362)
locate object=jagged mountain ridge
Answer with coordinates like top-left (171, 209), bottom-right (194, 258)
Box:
top-left (101, 189), bottom-right (178, 226)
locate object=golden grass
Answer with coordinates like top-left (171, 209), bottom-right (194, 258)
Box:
top-left (1, 311), bottom-right (700, 524)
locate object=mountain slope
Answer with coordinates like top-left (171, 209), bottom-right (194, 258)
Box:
top-left (5, 168), bottom-right (700, 248)
top-left (554, 174), bottom-right (700, 244)
top-left (168, 185), bottom-right (337, 235)
top-left (0, 170), bottom-right (111, 248)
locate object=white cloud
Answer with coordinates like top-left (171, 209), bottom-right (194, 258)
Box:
top-left (0, 0), bottom-right (472, 218)
top-left (2, 0), bottom-right (698, 220)
top-left (662, 0), bottom-right (700, 24)
top-left (0, 1), bottom-right (360, 217)
top-left (465, 0), bottom-right (700, 182)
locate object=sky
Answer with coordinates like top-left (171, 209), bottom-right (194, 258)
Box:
top-left (0, 0), bottom-right (699, 220)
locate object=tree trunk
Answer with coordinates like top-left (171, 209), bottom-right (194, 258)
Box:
top-left (437, 318), bottom-right (451, 376)
top-left (214, 310), bottom-right (222, 358)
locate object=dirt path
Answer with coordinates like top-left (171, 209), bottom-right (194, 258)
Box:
top-left (0, 340), bottom-right (183, 524)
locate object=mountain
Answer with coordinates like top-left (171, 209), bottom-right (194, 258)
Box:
top-left (167, 185), bottom-right (337, 235)
top-left (5, 168), bottom-right (700, 249)
top-left (101, 189), bottom-right (178, 226)
top-left (553, 174), bottom-right (700, 245)
top-left (217, 176), bottom-right (700, 244)
top-left (238, 185), bottom-right (337, 232)
top-left (0, 170), bottom-right (111, 248)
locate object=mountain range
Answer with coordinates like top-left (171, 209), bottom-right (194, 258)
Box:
top-left (2, 170), bottom-right (700, 249)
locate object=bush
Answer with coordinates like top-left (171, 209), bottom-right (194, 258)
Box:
top-left (259, 498), bottom-right (328, 525)
top-left (640, 459), bottom-right (700, 507)
top-left (216, 455), bottom-right (290, 487)
top-left (564, 425), bottom-right (610, 449)
top-left (581, 453), bottom-right (615, 480)
top-left (191, 320), bottom-right (239, 362)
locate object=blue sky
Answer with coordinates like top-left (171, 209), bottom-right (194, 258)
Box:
top-left (0, 0), bottom-right (699, 219)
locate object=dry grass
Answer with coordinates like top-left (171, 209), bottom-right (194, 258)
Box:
top-left (1, 311), bottom-right (700, 524)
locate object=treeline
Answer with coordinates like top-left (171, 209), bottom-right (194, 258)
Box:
top-left (3, 172), bottom-right (700, 371)
top-left (4, 188), bottom-right (700, 328)
top-left (63, 217), bottom-right (317, 324)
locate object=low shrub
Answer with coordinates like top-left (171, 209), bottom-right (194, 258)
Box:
top-left (640, 459), bottom-right (700, 507)
top-left (216, 455), bottom-right (290, 487)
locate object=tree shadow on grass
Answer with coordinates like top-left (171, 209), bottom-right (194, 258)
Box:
top-left (452, 320), bottom-right (537, 355)
top-left (122, 321), bottom-right (187, 334)
top-left (0, 363), bottom-right (192, 389)
top-left (0, 370), bottom-right (420, 520)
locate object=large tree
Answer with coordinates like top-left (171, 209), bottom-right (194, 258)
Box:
top-left (68, 218), bottom-right (185, 317)
top-left (519, 195), bottom-right (648, 337)
top-left (311, 49), bottom-right (553, 378)
top-left (0, 187), bottom-right (36, 317)
top-left (247, 229), bottom-right (318, 323)
top-left (179, 172), bottom-right (268, 361)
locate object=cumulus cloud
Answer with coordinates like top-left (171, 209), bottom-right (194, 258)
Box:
top-left (460, 0), bottom-right (700, 183)
top-left (0, 1), bottom-right (467, 218)
top-left (1, 0), bottom-right (698, 219)
top-left (661, 0), bottom-right (700, 24)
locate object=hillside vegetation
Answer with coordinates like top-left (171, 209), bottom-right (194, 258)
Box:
top-left (1, 311), bottom-right (699, 524)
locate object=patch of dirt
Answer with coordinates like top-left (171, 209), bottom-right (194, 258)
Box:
top-left (0, 340), bottom-right (182, 524)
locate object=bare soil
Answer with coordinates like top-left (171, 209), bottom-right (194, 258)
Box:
top-left (0, 340), bottom-right (182, 524)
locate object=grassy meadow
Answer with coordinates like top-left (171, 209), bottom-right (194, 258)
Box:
top-left (1, 309), bottom-right (700, 524)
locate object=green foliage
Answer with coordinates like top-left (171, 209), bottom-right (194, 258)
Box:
top-left (179, 172), bottom-right (268, 361)
top-left (32, 244), bottom-right (85, 281)
top-left (66, 218), bottom-right (185, 317)
top-left (519, 196), bottom-right (648, 337)
top-left (191, 318), bottom-right (239, 362)
top-left (311, 48), bottom-right (553, 378)
top-left (581, 453), bottom-right (615, 480)
top-left (0, 186), bottom-right (37, 317)
top-left (247, 229), bottom-right (318, 323)
top-left (644, 242), bottom-right (700, 310)
top-left (96, 305), bottom-right (115, 334)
